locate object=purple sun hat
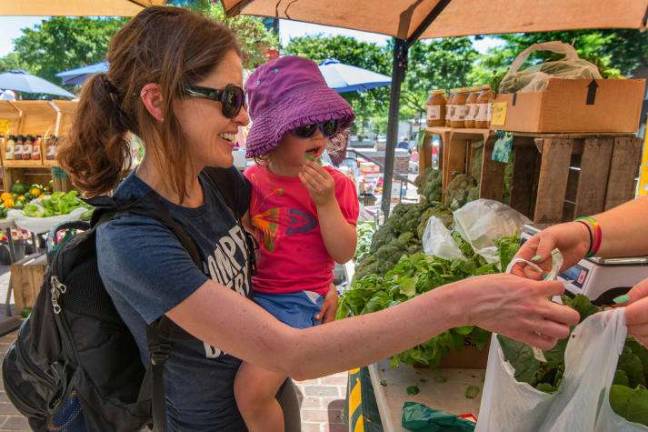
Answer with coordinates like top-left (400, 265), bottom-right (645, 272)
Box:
top-left (245, 56), bottom-right (355, 158)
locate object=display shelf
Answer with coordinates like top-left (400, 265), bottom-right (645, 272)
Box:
top-left (368, 359), bottom-right (484, 432)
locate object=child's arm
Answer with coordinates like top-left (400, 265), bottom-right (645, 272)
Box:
top-left (299, 162), bottom-right (357, 264)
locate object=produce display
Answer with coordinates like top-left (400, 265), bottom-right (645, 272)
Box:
top-left (353, 169), bottom-right (450, 280)
top-left (340, 167), bottom-right (520, 368)
top-left (0, 182), bottom-right (51, 218)
top-left (499, 296), bottom-right (648, 427)
top-left (23, 191), bottom-right (90, 218)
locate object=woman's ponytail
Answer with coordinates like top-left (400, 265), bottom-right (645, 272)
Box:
top-left (57, 72), bottom-right (132, 197)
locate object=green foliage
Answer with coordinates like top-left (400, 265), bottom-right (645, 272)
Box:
top-left (10, 17), bottom-right (126, 84)
top-left (195, 2), bottom-right (278, 69)
top-left (24, 191), bottom-right (90, 217)
top-left (340, 234), bottom-right (517, 367)
top-left (354, 221), bottom-right (376, 262)
top-left (469, 30), bottom-right (648, 91)
top-left (396, 37), bottom-right (478, 120)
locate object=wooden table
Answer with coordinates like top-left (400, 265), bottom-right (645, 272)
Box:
top-left (367, 359), bottom-right (485, 432)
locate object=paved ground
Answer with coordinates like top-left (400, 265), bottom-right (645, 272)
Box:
top-left (0, 264), bottom-right (349, 431)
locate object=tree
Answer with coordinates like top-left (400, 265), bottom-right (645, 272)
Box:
top-left (12, 17), bottom-right (126, 84)
top-left (398, 37), bottom-right (478, 120)
top-left (190, 0), bottom-right (278, 69)
top-left (0, 52), bottom-right (30, 73)
top-left (469, 30), bottom-right (648, 91)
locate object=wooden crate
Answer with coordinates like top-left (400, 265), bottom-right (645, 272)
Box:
top-left (422, 127), bottom-right (505, 201)
top-left (507, 134), bottom-right (642, 224)
top-left (10, 252), bottom-right (47, 314)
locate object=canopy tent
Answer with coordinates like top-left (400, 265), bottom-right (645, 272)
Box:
top-left (319, 59), bottom-right (391, 93)
top-left (0, 0), bottom-right (166, 16)
top-left (0, 70), bottom-right (75, 99)
top-left (222, 0), bottom-right (648, 216)
top-left (56, 62), bottom-right (109, 86)
top-left (57, 59), bottom-right (392, 95)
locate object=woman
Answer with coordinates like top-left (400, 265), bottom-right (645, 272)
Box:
top-left (515, 196), bottom-right (648, 347)
top-left (59, 7), bottom-right (579, 431)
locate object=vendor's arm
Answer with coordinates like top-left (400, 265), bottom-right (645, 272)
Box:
top-left (168, 273), bottom-right (578, 380)
top-left (516, 197), bottom-right (648, 274)
top-left (299, 161), bottom-right (357, 263)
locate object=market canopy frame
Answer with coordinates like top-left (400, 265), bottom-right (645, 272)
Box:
top-left (222, 0), bottom-right (648, 216)
top-left (0, 0), bottom-right (167, 17)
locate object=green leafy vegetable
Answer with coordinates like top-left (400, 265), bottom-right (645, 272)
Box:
top-left (465, 385), bottom-right (481, 399)
top-left (406, 385), bottom-right (420, 396)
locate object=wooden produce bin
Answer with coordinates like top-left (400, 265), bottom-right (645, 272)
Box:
top-left (423, 127), bottom-right (505, 202)
top-left (0, 101), bottom-right (22, 137)
top-left (507, 134), bottom-right (641, 224)
top-left (10, 252), bottom-right (47, 314)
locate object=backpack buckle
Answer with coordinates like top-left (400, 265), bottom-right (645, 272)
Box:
top-left (149, 342), bottom-right (172, 366)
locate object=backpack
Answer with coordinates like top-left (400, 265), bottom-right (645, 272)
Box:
top-left (2, 168), bottom-right (254, 431)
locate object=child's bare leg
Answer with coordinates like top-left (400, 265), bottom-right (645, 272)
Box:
top-left (235, 361), bottom-right (286, 432)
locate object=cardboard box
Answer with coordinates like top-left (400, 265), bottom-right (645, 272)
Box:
top-left (491, 78), bottom-right (646, 133)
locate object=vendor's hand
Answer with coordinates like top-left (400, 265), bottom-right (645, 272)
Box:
top-left (316, 285), bottom-right (338, 324)
top-left (513, 222), bottom-right (590, 279)
top-left (622, 278), bottom-right (648, 347)
top-left (299, 161), bottom-right (335, 207)
top-left (462, 273), bottom-right (580, 350)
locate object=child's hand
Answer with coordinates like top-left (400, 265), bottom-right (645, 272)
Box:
top-left (316, 284), bottom-right (338, 324)
top-left (299, 161), bottom-right (335, 207)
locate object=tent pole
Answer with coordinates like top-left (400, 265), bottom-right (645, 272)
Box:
top-left (380, 38), bottom-right (408, 219)
top-left (380, 0), bottom-right (452, 218)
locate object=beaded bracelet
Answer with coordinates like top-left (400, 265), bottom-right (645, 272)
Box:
top-left (575, 216), bottom-right (602, 257)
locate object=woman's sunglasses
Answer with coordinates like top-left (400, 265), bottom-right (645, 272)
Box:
top-left (183, 84), bottom-right (246, 119)
top-left (291, 119), bottom-right (341, 139)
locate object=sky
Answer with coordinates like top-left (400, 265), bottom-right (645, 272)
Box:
top-left (0, 17), bottom-right (504, 58)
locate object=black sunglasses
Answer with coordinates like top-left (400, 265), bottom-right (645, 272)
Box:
top-left (183, 84), bottom-right (246, 119)
top-left (291, 120), bottom-right (341, 139)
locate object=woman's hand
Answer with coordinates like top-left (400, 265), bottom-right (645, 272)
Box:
top-left (316, 285), bottom-right (338, 324)
top-left (513, 222), bottom-right (590, 279)
top-left (622, 278), bottom-right (648, 347)
top-left (299, 161), bottom-right (335, 207)
top-left (459, 273), bottom-right (580, 350)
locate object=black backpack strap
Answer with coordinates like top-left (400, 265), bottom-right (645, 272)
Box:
top-left (125, 195), bottom-right (202, 432)
top-left (87, 193), bottom-right (201, 432)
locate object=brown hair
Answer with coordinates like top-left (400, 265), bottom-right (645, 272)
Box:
top-left (58, 6), bottom-right (240, 199)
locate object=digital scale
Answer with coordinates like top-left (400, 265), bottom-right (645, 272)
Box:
top-left (520, 224), bottom-right (648, 305)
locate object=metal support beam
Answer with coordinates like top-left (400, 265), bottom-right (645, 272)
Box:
top-left (380, 38), bottom-right (408, 218)
top-left (380, 0), bottom-right (453, 218)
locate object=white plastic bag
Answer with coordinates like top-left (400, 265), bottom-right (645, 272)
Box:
top-left (421, 216), bottom-right (465, 261)
top-left (453, 199), bottom-right (530, 264)
top-left (476, 308), bottom-right (648, 432)
top-left (499, 41), bottom-right (602, 94)
top-left (8, 207), bottom-right (86, 235)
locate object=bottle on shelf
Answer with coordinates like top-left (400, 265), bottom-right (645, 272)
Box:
top-left (14, 135), bottom-right (24, 160)
top-left (450, 88), bottom-right (470, 128)
top-left (5, 135), bottom-right (15, 160)
top-left (426, 90), bottom-right (447, 127)
top-left (475, 85), bottom-right (494, 129)
top-left (46, 136), bottom-right (57, 160)
top-left (445, 89), bottom-right (457, 127)
top-left (32, 135), bottom-right (42, 161)
top-left (464, 87), bottom-right (480, 129)
top-left (23, 135), bottom-right (33, 160)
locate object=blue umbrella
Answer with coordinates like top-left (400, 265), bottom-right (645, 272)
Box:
top-left (56, 61), bottom-right (109, 86)
top-left (318, 59), bottom-right (391, 93)
top-left (0, 70), bottom-right (75, 99)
